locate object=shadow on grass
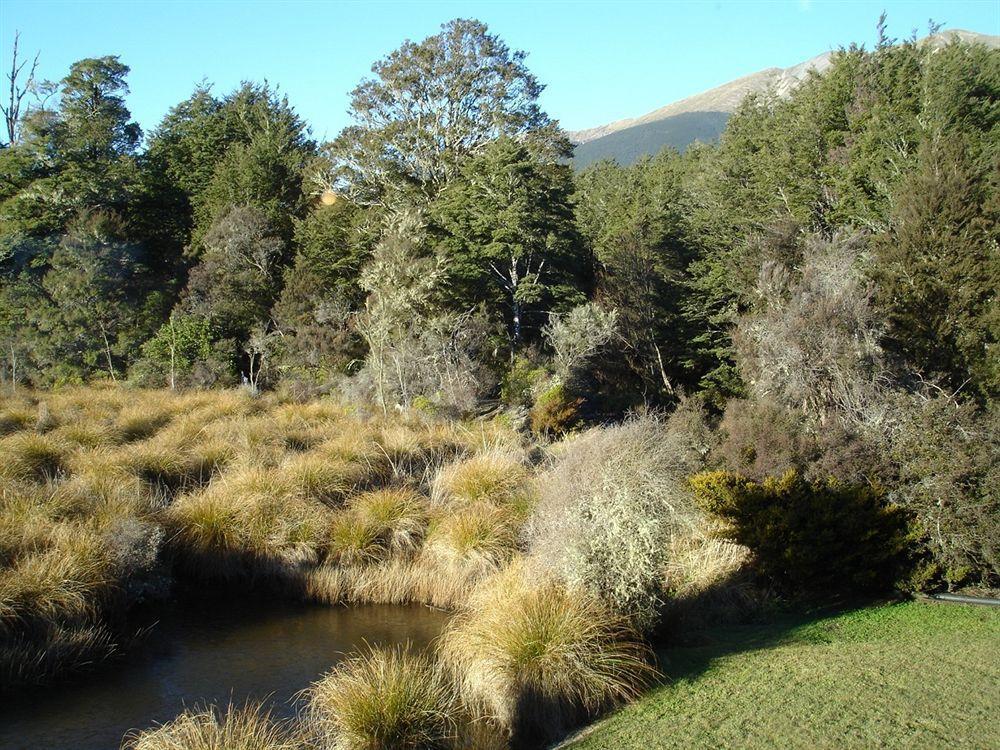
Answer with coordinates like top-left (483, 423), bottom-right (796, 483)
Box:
top-left (544, 573), bottom-right (897, 750)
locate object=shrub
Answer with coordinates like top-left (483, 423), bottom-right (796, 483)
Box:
top-left (544, 302), bottom-right (618, 385)
top-left (713, 397), bottom-right (876, 484)
top-left (499, 355), bottom-right (547, 407)
top-left (526, 411), bottom-right (707, 625)
top-left (528, 382), bottom-right (582, 437)
top-left (439, 562), bottom-right (653, 744)
top-left (307, 645), bottom-right (456, 750)
top-left (881, 396), bottom-right (999, 589)
top-left (124, 703), bottom-right (298, 750)
top-left (690, 469), bottom-right (915, 596)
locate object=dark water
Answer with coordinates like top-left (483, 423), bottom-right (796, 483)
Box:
top-left (0, 597), bottom-right (449, 750)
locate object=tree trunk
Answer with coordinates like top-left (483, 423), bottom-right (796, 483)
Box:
top-left (100, 326), bottom-right (117, 382)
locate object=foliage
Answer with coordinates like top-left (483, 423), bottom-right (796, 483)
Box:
top-left (528, 382), bottom-right (582, 438)
top-left (690, 469), bottom-right (915, 595)
top-left (432, 136), bottom-right (589, 345)
top-left (574, 150), bottom-right (698, 402)
top-left (544, 302), bottom-right (618, 385)
top-left (130, 315), bottom-right (216, 389)
top-left (526, 411), bottom-right (709, 625)
top-left (325, 18), bottom-right (567, 207)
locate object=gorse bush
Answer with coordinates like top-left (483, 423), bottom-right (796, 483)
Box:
top-left (690, 469), bottom-right (916, 596)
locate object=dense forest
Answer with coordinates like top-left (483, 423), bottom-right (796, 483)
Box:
top-left (1, 17), bottom-right (997, 590)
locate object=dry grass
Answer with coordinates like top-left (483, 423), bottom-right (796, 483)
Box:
top-left (306, 645), bottom-right (456, 750)
top-left (424, 504), bottom-right (519, 574)
top-left (0, 432), bottom-right (71, 481)
top-left (165, 467), bottom-right (330, 576)
top-left (124, 703), bottom-right (301, 750)
top-left (440, 561), bottom-right (655, 743)
top-left (431, 448), bottom-right (531, 510)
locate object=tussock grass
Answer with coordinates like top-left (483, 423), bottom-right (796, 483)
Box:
top-left (306, 644), bottom-right (456, 750)
top-left (166, 467), bottom-right (330, 577)
top-left (0, 536), bottom-right (106, 625)
top-left (425, 504), bottom-right (518, 573)
top-left (50, 420), bottom-right (125, 448)
top-left (328, 489), bottom-right (426, 566)
top-left (117, 407), bottom-right (174, 443)
top-left (124, 703), bottom-right (300, 750)
top-left (0, 622), bottom-right (117, 689)
top-left (305, 556), bottom-right (490, 610)
top-left (281, 451), bottom-right (368, 506)
top-left (0, 406), bottom-right (37, 435)
top-left (430, 449), bottom-right (530, 509)
top-left (0, 432), bottom-right (71, 481)
top-left (440, 561), bottom-right (654, 742)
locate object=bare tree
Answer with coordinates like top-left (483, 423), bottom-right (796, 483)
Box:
top-left (2, 32), bottom-right (40, 145)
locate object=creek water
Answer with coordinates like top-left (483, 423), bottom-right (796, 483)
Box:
top-left (0, 596), bottom-right (449, 750)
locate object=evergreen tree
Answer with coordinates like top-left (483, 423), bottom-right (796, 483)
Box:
top-left (327, 18), bottom-right (568, 208)
top-left (432, 137), bottom-right (587, 347)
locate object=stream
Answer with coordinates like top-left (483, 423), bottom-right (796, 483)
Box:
top-left (0, 595), bottom-right (449, 750)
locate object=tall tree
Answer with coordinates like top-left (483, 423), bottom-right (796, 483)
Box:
top-left (432, 137), bottom-right (586, 346)
top-left (36, 212), bottom-right (149, 381)
top-left (326, 18), bottom-right (568, 208)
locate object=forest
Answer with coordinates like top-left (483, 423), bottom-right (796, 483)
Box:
top-left (0, 15), bottom-right (998, 750)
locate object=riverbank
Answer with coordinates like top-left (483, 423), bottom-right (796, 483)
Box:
top-left (565, 601), bottom-right (1000, 749)
top-left (0, 593), bottom-right (447, 750)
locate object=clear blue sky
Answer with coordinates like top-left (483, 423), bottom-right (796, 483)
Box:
top-left (2, 1), bottom-right (997, 142)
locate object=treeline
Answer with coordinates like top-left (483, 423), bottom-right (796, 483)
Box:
top-left (1, 19), bottom-right (997, 587)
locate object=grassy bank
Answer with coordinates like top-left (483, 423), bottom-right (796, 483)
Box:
top-left (4, 385), bottom-right (678, 747)
top-left (566, 601), bottom-right (1000, 749)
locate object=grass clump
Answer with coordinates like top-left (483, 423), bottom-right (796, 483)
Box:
top-left (0, 406), bottom-right (34, 435)
top-left (425, 504), bottom-right (518, 575)
top-left (328, 489), bottom-right (427, 566)
top-left (306, 644), bottom-right (456, 750)
top-left (440, 562), bottom-right (654, 744)
top-left (0, 432), bottom-right (70, 481)
top-left (166, 468), bottom-right (330, 577)
top-left (431, 448), bottom-right (531, 510)
top-left (281, 451), bottom-right (368, 506)
top-left (124, 703), bottom-right (300, 750)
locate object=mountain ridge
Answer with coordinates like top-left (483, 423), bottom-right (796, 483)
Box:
top-left (569, 28), bottom-right (998, 167)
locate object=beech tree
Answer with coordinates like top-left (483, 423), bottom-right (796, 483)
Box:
top-left (432, 137), bottom-right (586, 346)
top-left (326, 18), bottom-right (568, 207)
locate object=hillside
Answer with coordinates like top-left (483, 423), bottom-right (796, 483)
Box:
top-left (571, 28), bottom-right (998, 168)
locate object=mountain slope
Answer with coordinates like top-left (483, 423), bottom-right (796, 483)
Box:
top-left (570, 29), bottom-right (998, 169)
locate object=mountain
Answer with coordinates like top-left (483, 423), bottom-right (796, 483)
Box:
top-left (569, 29), bottom-right (999, 169)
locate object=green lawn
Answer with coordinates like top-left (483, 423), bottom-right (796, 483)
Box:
top-left (567, 601), bottom-right (1000, 749)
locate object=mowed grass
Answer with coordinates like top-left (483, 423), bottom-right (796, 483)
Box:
top-left (567, 601), bottom-right (1000, 750)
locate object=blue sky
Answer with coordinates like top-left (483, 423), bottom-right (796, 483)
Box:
top-left (1, 1), bottom-right (997, 141)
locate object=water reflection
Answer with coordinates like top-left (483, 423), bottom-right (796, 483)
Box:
top-left (0, 596), bottom-right (448, 750)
